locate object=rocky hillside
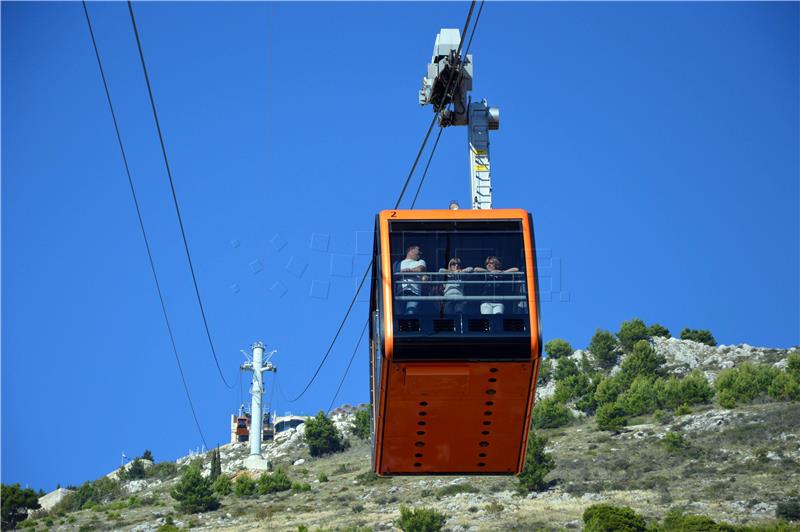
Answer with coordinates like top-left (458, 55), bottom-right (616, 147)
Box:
top-left (20, 339), bottom-right (800, 531)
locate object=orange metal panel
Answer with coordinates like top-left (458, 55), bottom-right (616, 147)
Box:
top-left (378, 361), bottom-right (535, 475)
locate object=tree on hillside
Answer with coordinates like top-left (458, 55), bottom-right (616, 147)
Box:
top-left (2, 484), bottom-right (41, 529)
top-left (518, 433), bottom-right (555, 492)
top-left (620, 340), bottom-right (666, 380)
top-left (589, 330), bottom-right (619, 369)
top-left (142, 449), bottom-right (154, 462)
top-left (170, 466), bottom-right (219, 513)
top-left (537, 358), bottom-right (553, 384)
top-left (583, 504), bottom-right (646, 532)
top-left (617, 319), bottom-right (649, 352)
top-left (351, 408), bottom-right (372, 440)
top-left (304, 411), bottom-right (345, 457)
top-left (647, 324), bottom-right (670, 338)
top-left (680, 328), bottom-right (716, 346)
top-left (554, 357), bottom-right (579, 382)
top-left (397, 506), bottom-right (447, 532)
top-left (596, 402), bottom-right (628, 432)
top-left (209, 448), bottom-right (222, 481)
top-left (544, 339), bottom-right (573, 359)
top-left (123, 458), bottom-right (146, 480)
top-left (530, 398), bottom-right (573, 429)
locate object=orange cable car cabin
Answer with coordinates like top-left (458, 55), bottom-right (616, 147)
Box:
top-left (369, 208), bottom-right (542, 476)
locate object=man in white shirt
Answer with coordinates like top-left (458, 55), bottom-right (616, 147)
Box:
top-left (399, 245), bottom-right (426, 314)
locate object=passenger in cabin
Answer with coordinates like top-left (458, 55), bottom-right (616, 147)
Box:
top-left (438, 257), bottom-right (474, 314)
top-left (399, 245), bottom-right (427, 314)
top-left (474, 256), bottom-right (519, 315)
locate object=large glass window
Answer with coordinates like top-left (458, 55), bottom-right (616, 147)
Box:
top-left (388, 220), bottom-right (529, 330)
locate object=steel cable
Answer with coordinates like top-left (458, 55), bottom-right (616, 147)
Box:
top-left (82, 0), bottom-right (208, 449)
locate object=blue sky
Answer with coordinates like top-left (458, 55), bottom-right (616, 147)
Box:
top-left (2, 2), bottom-right (797, 491)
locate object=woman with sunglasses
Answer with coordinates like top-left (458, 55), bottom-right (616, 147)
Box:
top-left (474, 256), bottom-right (519, 315)
top-left (437, 257), bottom-right (474, 314)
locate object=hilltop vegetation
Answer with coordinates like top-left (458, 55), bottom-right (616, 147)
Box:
top-left (9, 322), bottom-right (800, 531)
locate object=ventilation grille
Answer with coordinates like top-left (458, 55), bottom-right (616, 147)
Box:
top-left (398, 319), bottom-right (420, 332)
top-left (433, 319), bottom-right (455, 332)
top-left (503, 319), bottom-right (526, 332)
top-left (468, 319), bottom-right (491, 332)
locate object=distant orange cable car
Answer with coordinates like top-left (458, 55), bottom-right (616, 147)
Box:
top-left (369, 208), bottom-right (542, 475)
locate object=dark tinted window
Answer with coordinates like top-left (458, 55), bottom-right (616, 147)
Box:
top-left (388, 220), bottom-right (528, 323)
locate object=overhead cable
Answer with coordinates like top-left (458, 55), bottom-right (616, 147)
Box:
top-left (411, 0), bottom-right (485, 209)
top-left (327, 320), bottom-right (369, 413)
top-left (82, 0), bottom-right (208, 449)
top-left (126, 1), bottom-right (232, 388)
top-left (285, 0), bottom-right (479, 403)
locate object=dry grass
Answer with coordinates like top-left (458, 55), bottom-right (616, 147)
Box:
top-left (32, 402), bottom-right (800, 531)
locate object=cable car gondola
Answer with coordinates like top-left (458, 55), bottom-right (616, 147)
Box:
top-left (369, 208), bottom-right (542, 475)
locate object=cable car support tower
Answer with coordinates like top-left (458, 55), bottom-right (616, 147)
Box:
top-left (241, 342), bottom-right (277, 470)
top-left (419, 28), bottom-right (499, 210)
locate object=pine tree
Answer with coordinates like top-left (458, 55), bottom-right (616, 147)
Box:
top-left (304, 411), bottom-right (345, 457)
top-left (171, 466), bottom-right (219, 513)
top-left (210, 448), bottom-right (222, 481)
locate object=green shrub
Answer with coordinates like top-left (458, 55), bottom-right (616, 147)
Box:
top-left (575, 373), bottom-right (603, 414)
top-left (715, 363), bottom-right (779, 406)
top-left (619, 376), bottom-right (658, 416)
top-left (661, 431), bottom-right (687, 452)
top-left (590, 330), bottom-right (619, 369)
top-left (594, 374), bottom-right (625, 407)
top-left (553, 373), bottom-right (592, 403)
top-left (618, 319), bottom-right (650, 352)
top-left (554, 357), bottom-right (579, 382)
top-left (397, 505), bottom-right (447, 532)
top-left (579, 352), bottom-right (597, 374)
top-left (435, 484), bottom-right (479, 497)
top-left (142, 449), bottom-right (154, 461)
top-left (52, 477), bottom-right (123, 513)
top-left (596, 402), bottom-right (628, 431)
top-left (291, 481), bottom-right (311, 492)
top-left (211, 475), bottom-right (232, 496)
top-left (654, 376), bottom-right (681, 410)
top-left (621, 340), bottom-right (665, 380)
top-left (647, 324), bottom-right (671, 338)
top-left (351, 408), bottom-right (372, 440)
top-left (660, 509), bottom-right (722, 531)
top-left (122, 458), bottom-right (147, 480)
top-left (318, 472), bottom-right (328, 483)
top-left (544, 339), bottom-right (573, 359)
top-left (679, 370), bottom-right (715, 405)
top-left (537, 358), bottom-right (553, 384)
top-left (257, 470), bottom-right (291, 494)
top-left (769, 371), bottom-right (800, 402)
top-left (788, 353), bottom-right (800, 377)
top-left (674, 404), bottom-right (692, 416)
top-left (147, 462), bottom-right (179, 480)
top-left (776, 498), bottom-right (800, 521)
top-left (518, 433), bottom-right (555, 492)
top-left (583, 504), bottom-right (646, 532)
top-left (304, 411), bottom-right (345, 457)
top-left (2, 484), bottom-right (41, 529)
top-left (680, 328), bottom-right (716, 346)
top-left (653, 409), bottom-right (672, 424)
top-left (234, 475), bottom-right (257, 497)
top-left (531, 397), bottom-right (574, 429)
top-left (170, 466), bottom-right (219, 513)
top-left (718, 389), bottom-right (737, 409)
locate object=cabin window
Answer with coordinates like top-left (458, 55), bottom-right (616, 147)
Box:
top-left (388, 220), bottom-right (529, 330)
